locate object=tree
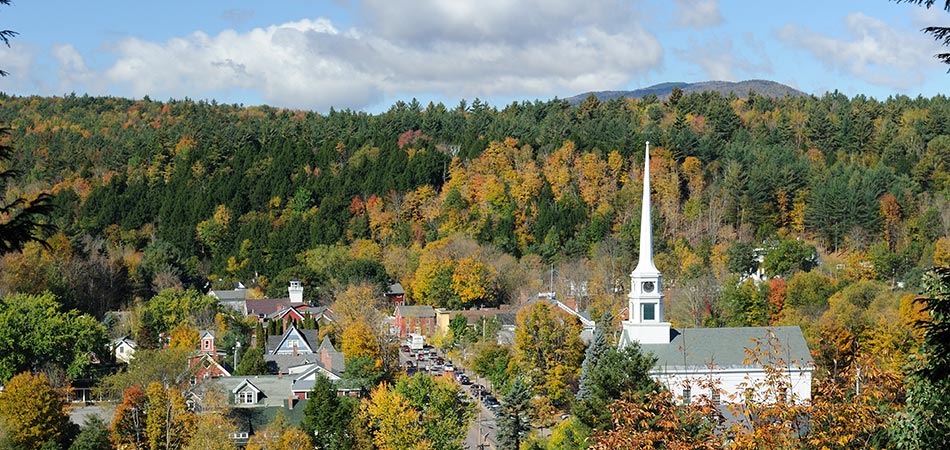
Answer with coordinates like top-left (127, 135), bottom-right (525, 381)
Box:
top-left (762, 239), bottom-right (818, 278)
top-left (511, 302), bottom-right (584, 415)
top-left (359, 382), bottom-right (433, 450)
top-left (111, 385), bottom-right (148, 449)
top-left (0, 372), bottom-right (73, 450)
top-left (144, 382), bottom-right (194, 450)
top-left (69, 415), bottom-right (113, 450)
top-left (893, 1), bottom-right (950, 66)
top-left (99, 349), bottom-right (192, 399)
top-left (0, 0), bottom-right (54, 255)
top-left (893, 267), bottom-right (950, 447)
top-left (245, 410), bottom-right (311, 450)
top-left (576, 312), bottom-right (612, 401)
top-left (183, 414), bottom-right (237, 450)
top-left (496, 377), bottom-right (533, 450)
top-left (300, 375), bottom-right (355, 450)
top-left (572, 344), bottom-right (660, 432)
top-left (234, 347), bottom-right (268, 376)
top-left (394, 374), bottom-right (474, 450)
top-left (589, 390), bottom-right (720, 450)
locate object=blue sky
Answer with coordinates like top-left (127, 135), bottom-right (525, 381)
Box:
top-left (0, 0), bottom-right (947, 113)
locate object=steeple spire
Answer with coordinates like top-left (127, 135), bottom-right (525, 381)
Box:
top-left (618, 141), bottom-right (670, 347)
top-left (634, 142), bottom-right (658, 275)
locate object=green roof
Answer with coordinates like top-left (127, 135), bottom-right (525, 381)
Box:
top-left (639, 326), bottom-right (814, 371)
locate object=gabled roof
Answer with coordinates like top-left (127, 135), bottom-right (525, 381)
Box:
top-left (209, 289), bottom-right (249, 301)
top-left (267, 325), bottom-right (320, 355)
top-left (200, 330), bottom-right (215, 340)
top-left (638, 326), bottom-right (814, 372)
top-left (387, 283), bottom-right (405, 295)
top-left (395, 304), bottom-right (435, 318)
top-left (246, 298), bottom-right (295, 317)
top-left (113, 336), bottom-right (136, 348)
top-left (232, 379), bottom-right (262, 394)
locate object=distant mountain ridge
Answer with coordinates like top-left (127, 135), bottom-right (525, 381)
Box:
top-left (565, 80), bottom-right (806, 104)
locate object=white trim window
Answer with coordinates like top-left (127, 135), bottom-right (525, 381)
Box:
top-left (239, 391), bottom-right (256, 404)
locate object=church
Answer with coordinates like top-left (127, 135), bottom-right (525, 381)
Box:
top-left (618, 143), bottom-right (814, 405)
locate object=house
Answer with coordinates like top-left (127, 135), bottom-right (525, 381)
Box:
top-left (386, 283), bottom-right (406, 306)
top-left (618, 143), bottom-right (814, 405)
top-left (244, 280), bottom-right (306, 323)
top-left (392, 305), bottom-right (436, 337)
top-left (264, 324), bottom-right (344, 376)
top-left (210, 284), bottom-right (250, 316)
top-left (188, 330), bottom-right (231, 382)
top-left (113, 336), bottom-right (136, 364)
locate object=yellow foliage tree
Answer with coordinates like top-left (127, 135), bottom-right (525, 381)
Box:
top-left (0, 372), bottom-right (71, 450)
top-left (359, 383), bottom-right (433, 450)
top-left (168, 323), bottom-right (200, 351)
top-left (451, 252), bottom-right (497, 307)
top-left (245, 410), bottom-right (311, 450)
top-left (935, 236), bottom-right (950, 268)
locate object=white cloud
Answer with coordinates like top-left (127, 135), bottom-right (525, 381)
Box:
top-left (777, 12), bottom-right (939, 90)
top-left (675, 35), bottom-right (772, 81)
top-left (44, 0), bottom-right (663, 111)
top-left (0, 43), bottom-right (37, 90)
top-left (673, 0), bottom-right (722, 28)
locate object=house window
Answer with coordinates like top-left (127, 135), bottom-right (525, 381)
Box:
top-left (203, 340), bottom-right (211, 350)
top-left (682, 388), bottom-right (691, 405)
top-left (642, 303), bottom-right (655, 321)
top-left (239, 391), bottom-right (255, 404)
top-left (230, 432), bottom-right (249, 439)
top-left (288, 339), bottom-right (298, 349)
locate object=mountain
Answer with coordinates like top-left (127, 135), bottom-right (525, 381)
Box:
top-left (565, 80), bottom-right (806, 104)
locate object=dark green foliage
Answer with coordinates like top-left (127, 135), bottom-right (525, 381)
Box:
top-left (496, 377), bottom-right (532, 450)
top-left (342, 355), bottom-right (387, 391)
top-left (0, 127), bottom-right (55, 255)
top-left (68, 415), bottom-right (112, 450)
top-left (893, 267), bottom-right (950, 448)
top-left (576, 312), bottom-right (612, 401)
top-left (234, 347), bottom-right (268, 376)
top-left (762, 239), bottom-right (818, 278)
top-left (726, 241), bottom-right (759, 276)
top-left (300, 375), bottom-right (354, 450)
top-left (572, 344), bottom-right (660, 432)
top-left (448, 313), bottom-right (469, 343)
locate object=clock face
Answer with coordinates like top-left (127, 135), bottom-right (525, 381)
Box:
top-left (642, 281), bottom-right (655, 293)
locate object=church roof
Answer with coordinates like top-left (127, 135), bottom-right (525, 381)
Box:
top-left (639, 326), bottom-right (814, 371)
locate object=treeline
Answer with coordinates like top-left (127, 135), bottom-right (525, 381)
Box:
top-left (1, 90), bottom-right (949, 317)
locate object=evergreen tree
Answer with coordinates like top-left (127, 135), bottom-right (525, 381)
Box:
top-left (300, 375), bottom-right (354, 450)
top-left (893, 267), bottom-right (950, 448)
top-left (234, 347), bottom-right (268, 376)
top-left (576, 312), bottom-right (612, 401)
top-left (496, 377), bottom-right (532, 450)
top-left (68, 415), bottom-right (113, 450)
top-left (572, 344), bottom-right (659, 432)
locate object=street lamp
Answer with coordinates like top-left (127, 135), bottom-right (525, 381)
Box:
top-left (234, 341), bottom-right (242, 371)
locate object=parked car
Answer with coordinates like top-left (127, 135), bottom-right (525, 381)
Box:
top-left (444, 362), bottom-right (455, 372)
top-left (458, 375), bottom-right (471, 385)
top-left (401, 345), bottom-right (410, 352)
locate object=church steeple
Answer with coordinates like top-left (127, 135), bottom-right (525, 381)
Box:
top-left (634, 141), bottom-right (658, 276)
top-left (620, 142), bottom-right (671, 347)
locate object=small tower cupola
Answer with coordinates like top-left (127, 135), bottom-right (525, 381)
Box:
top-left (620, 142), bottom-right (672, 346)
top-left (289, 280), bottom-right (304, 304)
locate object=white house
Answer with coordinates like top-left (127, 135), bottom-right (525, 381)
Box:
top-left (113, 336), bottom-right (137, 364)
top-left (618, 142), bottom-right (814, 405)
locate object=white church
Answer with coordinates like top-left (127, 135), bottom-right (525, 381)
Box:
top-left (618, 142), bottom-right (814, 405)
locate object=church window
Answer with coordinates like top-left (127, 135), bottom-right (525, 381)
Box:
top-left (682, 388), bottom-right (691, 405)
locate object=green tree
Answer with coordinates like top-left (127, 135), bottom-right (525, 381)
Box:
top-left (0, 372), bottom-right (74, 450)
top-left (572, 344), bottom-right (660, 431)
top-left (496, 377), bottom-right (532, 450)
top-left (511, 302), bottom-right (584, 412)
top-left (893, 267), bottom-right (950, 448)
top-left (394, 374), bottom-right (475, 450)
top-left (99, 349), bottom-right (191, 399)
top-left (69, 415), bottom-right (113, 450)
top-left (234, 347), bottom-right (268, 376)
top-left (448, 313), bottom-right (469, 343)
top-left (726, 241), bottom-right (759, 276)
top-left (576, 312), bottom-right (612, 401)
top-left (762, 239), bottom-right (818, 278)
top-left (300, 375), bottom-right (355, 450)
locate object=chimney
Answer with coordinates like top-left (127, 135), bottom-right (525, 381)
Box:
top-left (288, 280), bottom-right (304, 304)
top-left (293, 342), bottom-right (298, 356)
top-left (320, 348), bottom-right (332, 372)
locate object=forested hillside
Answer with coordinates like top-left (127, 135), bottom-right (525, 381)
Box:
top-left (1, 90), bottom-right (949, 325)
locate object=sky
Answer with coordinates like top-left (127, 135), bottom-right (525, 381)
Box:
top-left (0, 0), bottom-right (947, 113)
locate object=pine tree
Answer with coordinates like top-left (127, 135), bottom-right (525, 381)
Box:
top-left (496, 377), bottom-right (532, 450)
top-left (300, 375), bottom-right (354, 450)
top-left (576, 312), bottom-right (612, 401)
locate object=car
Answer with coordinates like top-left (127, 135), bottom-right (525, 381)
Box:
top-left (444, 362), bottom-right (454, 372)
top-left (434, 357), bottom-right (445, 365)
top-left (459, 375), bottom-right (471, 385)
top-left (401, 345), bottom-right (410, 352)
top-left (416, 353), bottom-right (426, 360)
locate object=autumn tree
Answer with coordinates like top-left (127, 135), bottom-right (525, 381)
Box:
top-left (893, 267), bottom-right (950, 448)
top-left (589, 390), bottom-right (720, 450)
top-left (111, 385), bottom-right (148, 449)
top-left (245, 410), bottom-right (311, 450)
top-left (182, 413), bottom-right (237, 450)
top-left (510, 302), bottom-right (585, 418)
top-left (395, 374), bottom-right (474, 450)
top-left (359, 382), bottom-right (433, 450)
top-left (0, 372), bottom-right (74, 450)
top-left (145, 382), bottom-right (195, 450)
